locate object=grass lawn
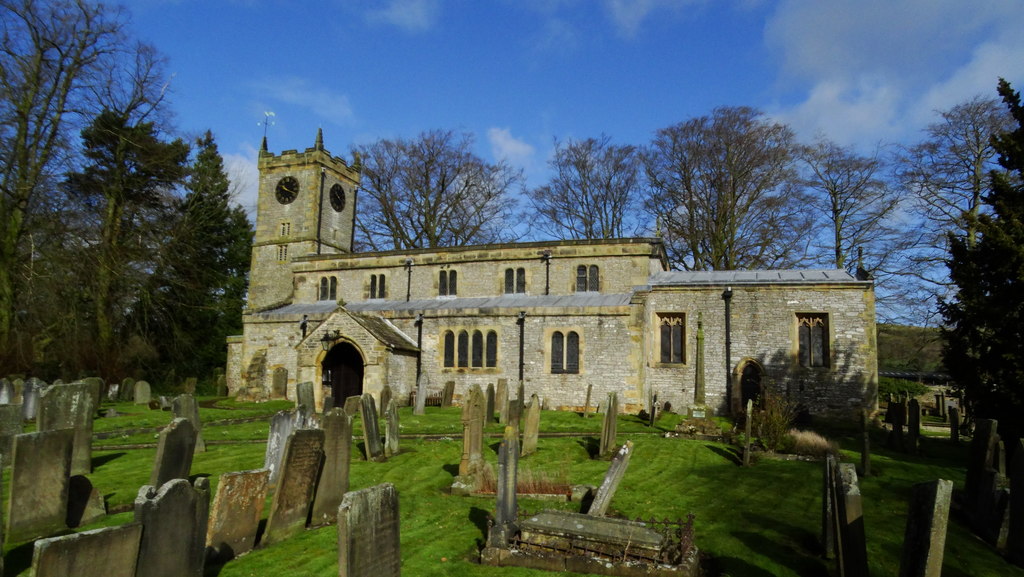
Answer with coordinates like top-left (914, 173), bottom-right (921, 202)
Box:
top-left (3, 399), bottom-right (1021, 577)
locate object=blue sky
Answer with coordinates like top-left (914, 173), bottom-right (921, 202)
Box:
top-left (121, 0), bottom-right (1024, 216)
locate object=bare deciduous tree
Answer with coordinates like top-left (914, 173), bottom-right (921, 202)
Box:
top-left (528, 134), bottom-right (644, 239)
top-left (643, 106), bottom-right (810, 270)
top-left (352, 129), bottom-right (522, 251)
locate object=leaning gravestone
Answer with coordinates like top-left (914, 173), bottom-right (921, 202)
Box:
top-left (263, 429), bottom-right (326, 545)
top-left (31, 523), bottom-right (143, 577)
top-left (20, 378), bottom-right (40, 421)
top-left (384, 398), bottom-right (400, 457)
top-left (598, 392), bottom-right (618, 458)
top-left (360, 393), bottom-right (385, 462)
top-left (205, 468), bottom-right (270, 563)
top-left (488, 426), bottom-right (520, 548)
top-left (264, 410), bottom-right (296, 485)
top-left (310, 409), bottom-right (353, 526)
top-left (441, 380), bottom-right (455, 407)
top-left (832, 462), bottom-right (869, 577)
top-left (66, 475), bottom-right (106, 528)
top-left (343, 395), bottom-right (362, 416)
top-left (522, 394), bottom-right (541, 456)
top-left (379, 384), bottom-right (393, 417)
top-left (150, 418), bottom-right (198, 488)
top-left (133, 380), bottom-right (152, 405)
top-left (7, 428), bottom-right (74, 542)
top-left (497, 378), bottom-right (508, 424)
top-left (898, 478), bottom-right (953, 577)
top-left (486, 383), bottom-right (495, 421)
top-left (0, 403), bottom-right (24, 461)
top-left (413, 372), bottom-right (428, 416)
top-left (135, 478), bottom-right (210, 577)
top-left (338, 483), bottom-right (401, 577)
top-left (588, 440), bottom-right (634, 517)
top-left (295, 381), bottom-right (314, 411)
top-left (172, 393), bottom-right (206, 453)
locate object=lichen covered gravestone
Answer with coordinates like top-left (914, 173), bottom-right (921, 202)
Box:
top-left (206, 468), bottom-right (269, 563)
top-left (263, 428), bottom-right (325, 545)
top-left (338, 483), bottom-right (401, 577)
top-left (134, 478), bottom-right (210, 577)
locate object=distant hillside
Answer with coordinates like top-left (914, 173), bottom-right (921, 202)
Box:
top-left (877, 323), bottom-right (944, 373)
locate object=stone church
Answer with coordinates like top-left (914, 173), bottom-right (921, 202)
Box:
top-left (226, 132), bottom-right (878, 418)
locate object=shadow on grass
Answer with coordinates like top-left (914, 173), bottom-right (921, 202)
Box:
top-left (442, 463), bottom-right (459, 477)
top-left (731, 512), bottom-right (829, 577)
top-left (4, 540), bottom-right (34, 576)
top-left (468, 506), bottom-right (491, 545)
top-left (92, 452), bottom-right (125, 467)
top-left (704, 556), bottom-right (778, 577)
top-left (577, 437), bottom-right (599, 459)
top-left (705, 444), bottom-right (742, 466)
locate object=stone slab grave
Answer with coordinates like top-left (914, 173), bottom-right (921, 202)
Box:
top-left (262, 428), bottom-right (325, 545)
top-left (898, 478), bottom-right (952, 577)
top-left (206, 468), bottom-right (270, 563)
top-left (150, 417), bottom-right (198, 488)
top-left (7, 428), bottom-right (74, 543)
top-left (31, 523), bottom-right (143, 577)
top-left (587, 440), bottom-right (633, 517)
top-left (598, 392), bottom-right (618, 458)
top-left (310, 408), bottom-right (353, 526)
top-left (263, 408), bottom-right (314, 486)
top-left (172, 393), bottom-right (206, 452)
top-left (338, 483), bottom-right (402, 577)
top-left (380, 384), bottom-right (393, 417)
top-left (441, 380), bottom-right (455, 407)
top-left (135, 477), bottom-right (210, 577)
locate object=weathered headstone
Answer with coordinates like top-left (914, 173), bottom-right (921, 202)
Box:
top-left (135, 478), bottom-right (210, 577)
top-left (322, 395), bottom-right (334, 412)
top-left (522, 393), bottom-right (541, 456)
top-left (310, 408), bottom-right (352, 526)
top-left (150, 417), bottom-right (198, 488)
top-left (120, 377), bottom-right (135, 402)
top-left (206, 468), bottom-right (269, 563)
top-left (966, 418), bottom-right (999, 510)
top-left (133, 380), bottom-right (152, 405)
top-left (295, 381), bottom-right (314, 411)
top-left (264, 410), bottom-right (296, 485)
top-left (598, 392), bottom-right (618, 458)
top-left (263, 428), bottom-right (325, 545)
top-left (907, 399), bottom-right (921, 453)
top-left (183, 376), bottom-right (197, 395)
top-left (441, 380), bottom-right (455, 407)
top-left (338, 483), bottom-right (401, 577)
top-left (887, 399), bottom-right (906, 451)
top-left (648, 392), bottom-right (659, 426)
top-left (497, 378), bottom-right (508, 424)
top-left (948, 406), bottom-right (960, 442)
top-left (66, 475), bottom-right (106, 528)
top-left (583, 383), bottom-right (593, 418)
top-left (860, 408), bottom-right (871, 477)
top-left (31, 524), bottom-right (142, 577)
top-left (898, 479), bottom-right (953, 577)
top-left (0, 378), bottom-right (13, 404)
top-left (488, 426), bottom-right (520, 548)
top-left (384, 398), bottom-right (400, 457)
top-left (172, 393), bottom-right (206, 453)
top-left (458, 385), bottom-right (486, 479)
top-left (743, 398), bottom-right (753, 467)
top-left (486, 383), bottom-right (495, 422)
top-left (380, 384), bottom-right (393, 417)
top-left (272, 367), bottom-right (288, 398)
top-left (106, 382), bottom-right (120, 402)
top-left (413, 372), bottom-right (428, 416)
top-left (821, 454), bottom-right (836, 559)
top-left (588, 440), bottom-right (633, 517)
top-left (21, 378), bottom-right (39, 421)
top-left (0, 402), bottom-right (24, 461)
top-left (360, 393), bottom-right (385, 462)
top-left (832, 462), bottom-right (869, 577)
top-left (6, 428), bottom-right (74, 542)
top-left (343, 394), bottom-right (362, 416)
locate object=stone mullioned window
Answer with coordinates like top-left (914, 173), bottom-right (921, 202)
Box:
top-left (442, 329), bottom-right (498, 369)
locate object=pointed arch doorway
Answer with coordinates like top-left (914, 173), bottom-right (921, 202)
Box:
top-left (322, 341), bottom-right (364, 402)
top-left (738, 361), bottom-right (764, 411)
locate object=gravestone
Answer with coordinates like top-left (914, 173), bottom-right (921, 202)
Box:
top-left (488, 426), bottom-right (520, 548)
top-left (598, 392), bottom-right (618, 458)
top-left (486, 383), bottom-right (495, 422)
top-left (584, 383), bottom-right (593, 418)
top-left (106, 383), bottom-right (120, 402)
top-left (0, 403), bottom-right (24, 461)
top-left (507, 389), bottom-right (523, 429)
top-left (497, 378), bottom-right (508, 424)
top-left (887, 399), bottom-right (906, 451)
top-left (66, 475), bottom-right (106, 528)
top-left (310, 408), bottom-right (352, 526)
top-left (338, 483), bottom-right (401, 577)
top-left (457, 385), bottom-right (486, 479)
top-left (150, 418), bottom-right (198, 488)
top-left (648, 392), bottom-right (659, 426)
top-left (522, 393), bottom-right (541, 456)
top-left (263, 429), bottom-right (326, 545)
top-left (907, 399), bottom-right (921, 453)
top-left (441, 380), bottom-right (455, 407)
top-left (413, 372), bottom-right (428, 416)
top-left (966, 419), bottom-right (999, 510)
top-left (0, 378), bottom-right (13, 403)
top-left (31, 524), bottom-right (142, 577)
top-left (6, 428), bottom-right (74, 542)
top-left (120, 377), bottom-right (135, 402)
top-left (172, 393), bottom-right (206, 453)
top-left (206, 468), bottom-right (269, 563)
top-left (360, 393), bottom-right (385, 462)
top-left (81, 376), bottom-right (103, 409)
top-left (743, 398), bottom-right (753, 467)
top-left (21, 378), bottom-right (39, 421)
top-left (133, 380), bottom-right (152, 405)
top-left (380, 384), bottom-right (393, 417)
top-left (898, 479), bottom-right (953, 577)
top-left (323, 395), bottom-right (334, 412)
top-left (272, 367), bottom-right (288, 399)
top-left (949, 407), bottom-right (960, 442)
top-left (832, 462), bottom-right (869, 577)
top-left (821, 454), bottom-right (836, 559)
top-left (343, 394), bottom-right (362, 416)
top-left (1008, 439), bottom-right (1024, 567)
top-left (135, 478), bottom-right (210, 577)
top-left (588, 440), bottom-right (634, 517)
top-left (183, 377), bottom-right (197, 395)
top-left (295, 381), bottom-right (314, 411)
top-left (157, 396), bottom-right (172, 410)
top-left (264, 410), bottom-right (296, 485)
top-left (384, 398), bottom-right (400, 457)
top-left (860, 408), bottom-right (871, 477)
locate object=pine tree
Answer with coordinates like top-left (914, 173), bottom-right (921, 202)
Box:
top-left (940, 79), bottom-right (1024, 440)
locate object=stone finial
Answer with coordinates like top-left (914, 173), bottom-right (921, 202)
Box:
top-left (260, 135), bottom-right (268, 152)
top-left (315, 127), bottom-right (323, 150)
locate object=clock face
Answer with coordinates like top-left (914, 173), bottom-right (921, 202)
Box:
top-left (275, 176), bottom-right (299, 204)
top-left (329, 184), bottom-right (346, 212)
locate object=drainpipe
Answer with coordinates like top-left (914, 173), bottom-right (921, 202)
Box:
top-left (542, 250), bottom-right (552, 295)
top-left (518, 311), bottom-right (526, 382)
top-left (404, 258), bottom-right (414, 302)
top-left (722, 286), bottom-right (733, 413)
top-left (415, 313), bottom-right (423, 386)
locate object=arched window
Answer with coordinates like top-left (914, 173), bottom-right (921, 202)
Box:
top-left (443, 331), bottom-right (455, 368)
top-left (457, 330), bottom-right (469, 367)
top-left (516, 267), bottom-right (526, 293)
top-left (551, 330), bottom-right (580, 374)
top-left (471, 330), bottom-right (484, 367)
top-left (449, 270), bottom-right (457, 295)
top-left (798, 313), bottom-right (829, 367)
top-left (485, 331), bottom-right (498, 367)
top-left (329, 277), bottom-right (338, 300)
top-left (504, 268), bottom-right (515, 294)
top-left (378, 275), bottom-right (386, 298)
top-left (551, 331), bottom-right (564, 373)
top-left (320, 277), bottom-right (330, 301)
top-left (659, 314), bottom-right (685, 363)
top-left (439, 271), bottom-right (448, 296)
top-left (370, 275), bottom-right (377, 299)
top-left (439, 270), bottom-right (458, 296)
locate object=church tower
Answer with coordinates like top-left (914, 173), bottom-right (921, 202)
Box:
top-left (247, 130), bottom-right (360, 310)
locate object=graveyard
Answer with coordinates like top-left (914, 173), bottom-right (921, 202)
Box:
top-left (0, 385), bottom-right (1021, 577)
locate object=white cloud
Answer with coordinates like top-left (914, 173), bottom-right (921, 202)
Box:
top-left (602, 0), bottom-right (696, 38)
top-left (255, 77), bottom-right (354, 127)
top-left (224, 147), bottom-right (260, 220)
top-left (488, 127), bottom-right (535, 170)
top-left (366, 0), bottom-right (439, 32)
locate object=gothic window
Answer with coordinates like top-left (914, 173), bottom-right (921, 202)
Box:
top-left (551, 330), bottom-right (581, 374)
top-left (659, 314), bottom-right (685, 364)
top-left (443, 331), bottom-right (455, 368)
top-left (369, 274), bottom-right (387, 299)
top-left (797, 313), bottom-right (830, 368)
top-left (440, 270), bottom-right (458, 296)
top-left (457, 330), bottom-right (469, 368)
top-left (504, 268), bottom-right (526, 294)
top-left (576, 265), bottom-right (599, 292)
top-left (471, 330), bottom-right (484, 368)
top-left (486, 331), bottom-right (498, 367)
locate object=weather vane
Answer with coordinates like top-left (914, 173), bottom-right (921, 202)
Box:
top-left (259, 111), bottom-right (276, 140)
